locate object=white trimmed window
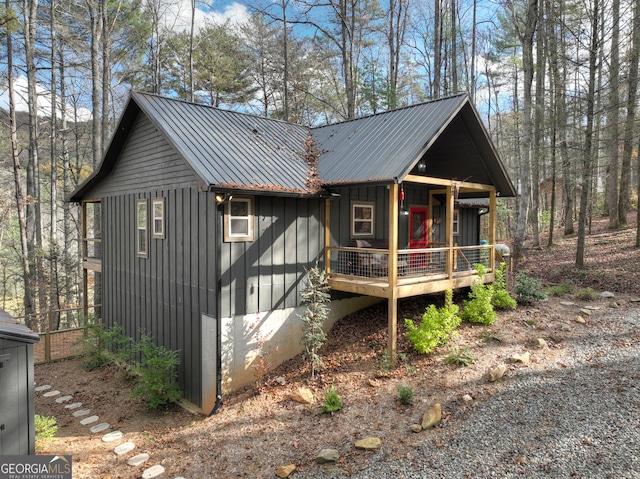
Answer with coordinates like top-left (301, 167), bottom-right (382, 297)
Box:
top-left (453, 208), bottom-right (460, 235)
top-left (152, 198), bottom-right (165, 239)
top-left (224, 196), bottom-right (255, 242)
top-left (136, 199), bottom-right (148, 257)
top-left (351, 201), bottom-right (375, 238)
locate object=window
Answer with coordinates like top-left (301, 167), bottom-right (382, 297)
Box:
top-left (224, 197), bottom-right (255, 242)
top-left (351, 201), bottom-right (375, 238)
top-left (136, 199), bottom-right (148, 257)
top-left (152, 198), bottom-right (165, 239)
top-left (453, 208), bottom-right (460, 235)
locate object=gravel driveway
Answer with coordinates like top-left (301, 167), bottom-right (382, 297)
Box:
top-left (303, 305), bottom-right (640, 479)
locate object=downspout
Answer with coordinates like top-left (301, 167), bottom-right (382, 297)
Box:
top-left (209, 195), bottom-right (225, 415)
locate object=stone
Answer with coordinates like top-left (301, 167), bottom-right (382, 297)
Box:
top-left (72, 409), bottom-right (91, 417)
top-left (368, 378), bottom-right (381, 387)
top-left (127, 453), bottom-right (150, 466)
top-left (536, 338), bottom-right (549, 349)
top-left (316, 449), bottom-right (340, 464)
top-left (290, 387), bottom-right (314, 405)
top-left (275, 376), bottom-right (286, 386)
top-left (80, 415), bottom-right (99, 425)
top-left (609, 301), bottom-right (619, 309)
top-left (410, 424), bottom-right (423, 433)
top-left (275, 464), bottom-right (296, 478)
top-left (421, 403), bottom-right (442, 429)
top-left (488, 364), bottom-right (507, 382)
top-left (574, 316), bottom-right (586, 324)
top-left (510, 352), bottom-right (530, 365)
top-left (102, 431), bottom-right (123, 443)
top-left (35, 385), bottom-right (52, 392)
top-left (462, 394), bottom-right (473, 403)
top-left (584, 305), bottom-right (600, 311)
top-left (580, 309), bottom-right (592, 316)
top-left (114, 442), bottom-right (136, 456)
top-left (142, 465), bottom-right (165, 479)
top-left (65, 402), bottom-right (83, 409)
top-left (90, 422), bottom-right (110, 434)
top-left (601, 291), bottom-right (615, 298)
top-left (55, 395), bottom-right (73, 403)
top-left (559, 301), bottom-right (575, 306)
top-left (43, 390), bottom-right (61, 397)
top-left (355, 437), bottom-right (382, 450)
top-left (561, 324), bottom-right (572, 332)
top-left (630, 297), bottom-right (640, 303)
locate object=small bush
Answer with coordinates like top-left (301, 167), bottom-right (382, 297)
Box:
top-left (378, 350), bottom-right (393, 373)
top-left (445, 346), bottom-right (475, 367)
top-left (546, 280), bottom-right (573, 297)
top-left (131, 334), bottom-right (182, 408)
top-left (79, 316), bottom-right (111, 370)
top-left (575, 287), bottom-right (597, 301)
top-left (513, 270), bottom-right (547, 305)
top-left (397, 385), bottom-right (414, 405)
top-left (492, 263), bottom-right (517, 310)
top-left (320, 387), bottom-right (344, 414)
top-left (461, 265), bottom-right (496, 325)
top-left (35, 415), bottom-right (57, 440)
top-left (405, 290), bottom-right (461, 354)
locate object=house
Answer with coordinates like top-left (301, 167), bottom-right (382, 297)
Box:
top-left (0, 309), bottom-right (40, 454)
top-left (70, 91), bottom-right (515, 414)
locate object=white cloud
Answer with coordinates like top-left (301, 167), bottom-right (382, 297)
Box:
top-left (158, 0), bottom-right (250, 33)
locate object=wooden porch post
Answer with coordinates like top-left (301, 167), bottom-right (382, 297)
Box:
top-left (489, 189), bottom-right (496, 272)
top-left (388, 184), bottom-right (399, 364)
top-left (324, 199), bottom-right (331, 274)
top-left (81, 201), bottom-right (89, 318)
top-left (446, 185), bottom-right (455, 279)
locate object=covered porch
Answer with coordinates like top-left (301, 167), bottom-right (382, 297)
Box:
top-left (324, 176), bottom-right (499, 361)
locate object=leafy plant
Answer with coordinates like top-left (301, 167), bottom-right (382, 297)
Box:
top-left (445, 346), bottom-right (475, 367)
top-left (320, 387), bottom-right (344, 414)
top-left (378, 350), bottom-right (393, 373)
top-left (405, 290), bottom-right (461, 354)
top-left (79, 315), bottom-right (112, 370)
top-left (546, 280), bottom-right (573, 297)
top-left (461, 265), bottom-right (496, 325)
top-left (131, 334), bottom-right (182, 408)
top-left (397, 385), bottom-right (414, 405)
top-left (35, 415), bottom-right (57, 440)
top-left (299, 263), bottom-right (331, 378)
top-left (575, 287), bottom-right (596, 301)
top-left (492, 263), bottom-right (517, 310)
top-left (514, 270), bottom-right (547, 305)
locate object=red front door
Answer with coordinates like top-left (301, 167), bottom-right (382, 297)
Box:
top-left (409, 207), bottom-right (429, 249)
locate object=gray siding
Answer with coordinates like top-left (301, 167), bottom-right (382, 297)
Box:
top-left (91, 115), bottom-right (200, 198)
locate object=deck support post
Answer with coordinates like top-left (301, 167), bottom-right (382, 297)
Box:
top-left (445, 184), bottom-right (455, 279)
top-left (324, 199), bottom-right (331, 274)
top-left (388, 184), bottom-right (400, 364)
top-left (489, 189), bottom-right (496, 272)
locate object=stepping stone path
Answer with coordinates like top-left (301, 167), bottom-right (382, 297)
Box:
top-left (37, 384), bottom-right (186, 478)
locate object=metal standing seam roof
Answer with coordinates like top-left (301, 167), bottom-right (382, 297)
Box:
top-left (0, 309), bottom-right (40, 344)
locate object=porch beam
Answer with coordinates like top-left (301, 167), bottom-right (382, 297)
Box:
top-left (446, 185), bottom-right (455, 279)
top-left (324, 199), bottom-right (331, 274)
top-left (404, 174), bottom-right (496, 193)
top-left (388, 184), bottom-right (400, 364)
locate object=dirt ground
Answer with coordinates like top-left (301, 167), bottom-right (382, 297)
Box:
top-left (35, 214), bottom-right (640, 479)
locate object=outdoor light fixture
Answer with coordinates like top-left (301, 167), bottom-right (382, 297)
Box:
top-left (215, 192), bottom-right (233, 204)
top-left (400, 184), bottom-right (409, 216)
top-left (417, 159), bottom-right (427, 173)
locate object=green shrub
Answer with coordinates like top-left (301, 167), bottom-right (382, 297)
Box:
top-left (492, 263), bottom-right (517, 310)
top-left (575, 287), bottom-right (597, 301)
top-left (131, 334), bottom-right (182, 409)
top-left (397, 385), bottom-right (414, 405)
top-left (35, 415), bottom-right (57, 440)
top-left (405, 290), bottom-right (461, 354)
top-left (461, 265), bottom-right (496, 325)
top-left (445, 346), bottom-right (475, 367)
top-left (320, 387), bottom-right (344, 414)
top-left (546, 280), bottom-right (573, 297)
top-left (79, 316), bottom-right (111, 370)
top-left (513, 270), bottom-right (547, 305)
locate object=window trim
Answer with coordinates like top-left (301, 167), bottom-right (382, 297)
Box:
top-left (136, 199), bottom-right (148, 258)
top-left (351, 201), bottom-right (375, 238)
top-left (151, 197), bottom-right (165, 239)
top-left (453, 208), bottom-right (460, 235)
top-left (224, 196), bottom-right (255, 242)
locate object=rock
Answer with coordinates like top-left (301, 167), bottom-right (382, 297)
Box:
top-left (410, 424), bottom-right (423, 433)
top-left (630, 297), bottom-right (640, 303)
top-left (276, 464), bottom-right (296, 478)
top-left (580, 309), bottom-right (592, 315)
top-left (584, 305), bottom-right (600, 311)
top-left (561, 324), bottom-right (572, 332)
top-left (488, 364), bottom-right (507, 382)
top-left (559, 301), bottom-right (575, 306)
top-left (600, 291), bottom-right (615, 298)
top-left (290, 387), bottom-right (314, 405)
top-left (510, 352), bottom-right (530, 365)
top-left (368, 378), bottom-right (381, 387)
top-left (536, 338), bottom-right (549, 349)
top-left (421, 403), bottom-right (442, 429)
top-left (316, 449), bottom-right (340, 464)
top-left (609, 301), bottom-right (619, 308)
top-left (275, 376), bottom-right (286, 386)
top-left (462, 394), bottom-right (473, 403)
top-left (141, 465), bottom-right (165, 479)
top-left (355, 437), bottom-right (382, 450)
top-left (574, 316), bottom-right (586, 324)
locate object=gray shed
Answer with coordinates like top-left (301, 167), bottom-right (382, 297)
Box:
top-left (0, 309), bottom-right (40, 455)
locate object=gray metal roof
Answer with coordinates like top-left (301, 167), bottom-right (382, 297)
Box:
top-left (0, 309), bottom-right (39, 344)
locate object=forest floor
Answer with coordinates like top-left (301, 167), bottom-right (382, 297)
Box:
top-left (34, 213), bottom-right (640, 479)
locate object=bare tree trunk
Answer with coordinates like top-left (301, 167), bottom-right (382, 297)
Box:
top-left (604, 0), bottom-right (620, 229)
top-left (470, 0), bottom-right (477, 100)
top-left (433, 0), bottom-right (441, 98)
top-left (531, 2), bottom-right (545, 248)
top-left (450, 0), bottom-right (457, 93)
top-left (87, 0), bottom-right (103, 167)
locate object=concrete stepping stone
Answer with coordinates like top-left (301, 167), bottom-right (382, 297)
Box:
top-left (90, 422), bottom-right (110, 434)
top-left (114, 442), bottom-right (136, 456)
top-left (55, 395), bottom-right (73, 403)
top-left (80, 415), bottom-right (99, 425)
top-left (142, 465), bottom-right (165, 478)
top-left (65, 402), bottom-right (83, 410)
top-left (102, 431), bottom-right (123, 443)
top-left (35, 385), bottom-right (52, 392)
top-left (43, 390), bottom-right (61, 397)
top-left (127, 453), bottom-right (150, 466)
top-left (72, 409), bottom-right (91, 417)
